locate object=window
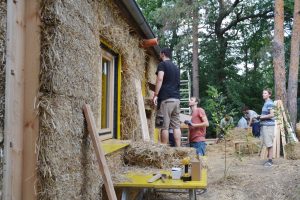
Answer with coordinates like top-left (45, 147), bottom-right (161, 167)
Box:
top-left (99, 43), bottom-right (120, 139)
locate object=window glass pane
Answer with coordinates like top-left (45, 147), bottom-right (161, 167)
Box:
top-left (101, 58), bottom-right (111, 129)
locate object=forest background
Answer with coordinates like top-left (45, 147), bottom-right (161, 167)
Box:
top-left (137, 0), bottom-right (299, 137)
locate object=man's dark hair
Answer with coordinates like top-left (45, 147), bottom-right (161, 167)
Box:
top-left (242, 106), bottom-right (249, 112)
top-left (160, 48), bottom-right (172, 59)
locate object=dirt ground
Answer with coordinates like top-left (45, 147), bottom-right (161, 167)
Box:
top-left (151, 141), bottom-right (300, 200)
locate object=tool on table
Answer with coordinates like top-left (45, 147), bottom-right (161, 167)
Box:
top-left (147, 173), bottom-right (167, 183)
top-left (181, 157), bottom-right (191, 181)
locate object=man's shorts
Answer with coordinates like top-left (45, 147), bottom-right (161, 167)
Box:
top-left (190, 141), bottom-right (207, 156)
top-left (157, 98), bottom-right (180, 130)
top-left (260, 126), bottom-right (275, 148)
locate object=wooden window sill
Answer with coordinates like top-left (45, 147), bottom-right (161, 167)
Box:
top-left (101, 139), bottom-right (130, 155)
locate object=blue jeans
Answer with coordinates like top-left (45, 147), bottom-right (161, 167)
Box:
top-left (190, 141), bottom-right (207, 156)
top-left (252, 122), bottom-right (260, 137)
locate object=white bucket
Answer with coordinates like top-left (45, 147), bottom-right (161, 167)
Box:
top-left (171, 167), bottom-right (182, 180)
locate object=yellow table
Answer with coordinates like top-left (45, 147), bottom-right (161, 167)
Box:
top-left (115, 169), bottom-right (207, 200)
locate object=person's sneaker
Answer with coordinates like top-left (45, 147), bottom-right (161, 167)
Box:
top-left (264, 161), bottom-right (273, 167)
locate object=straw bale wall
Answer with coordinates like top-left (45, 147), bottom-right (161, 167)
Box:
top-left (0, 0), bottom-right (6, 196)
top-left (38, 0), bottom-right (102, 199)
top-left (97, 0), bottom-right (147, 141)
top-left (146, 56), bottom-right (158, 139)
top-left (38, 0), bottom-right (155, 199)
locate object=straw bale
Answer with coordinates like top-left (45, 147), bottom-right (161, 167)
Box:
top-left (285, 143), bottom-right (300, 160)
top-left (296, 123), bottom-right (300, 139)
top-left (145, 57), bottom-right (158, 139)
top-left (124, 141), bottom-right (195, 169)
top-left (37, 95), bottom-right (102, 199)
top-left (40, 0), bottom-right (101, 98)
top-left (0, 0), bottom-right (6, 196)
top-left (146, 56), bottom-right (158, 95)
top-left (38, 0), bottom-right (102, 199)
top-left (226, 128), bottom-right (249, 141)
top-left (38, 0), bottom-right (154, 198)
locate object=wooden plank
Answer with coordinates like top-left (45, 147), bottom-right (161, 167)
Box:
top-left (135, 79), bottom-right (150, 141)
top-left (272, 127), bottom-right (277, 158)
top-left (276, 123), bottom-right (281, 158)
top-left (3, 1), bottom-right (26, 199)
top-left (22, 0), bottom-right (41, 199)
top-left (147, 174), bottom-right (162, 183)
top-left (83, 104), bottom-right (117, 200)
top-left (279, 114), bottom-right (287, 158)
top-left (277, 100), bottom-right (299, 142)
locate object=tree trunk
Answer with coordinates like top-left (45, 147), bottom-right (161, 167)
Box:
top-left (192, 4), bottom-right (199, 98)
top-left (216, 35), bottom-right (228, 84)
top-left (273, 0), bottom-right (287, 106)
top-left (287, 0), bottom-right (300, 128)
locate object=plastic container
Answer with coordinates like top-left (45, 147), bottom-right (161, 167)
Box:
top-left (171, 167), bottom-right (182, 180)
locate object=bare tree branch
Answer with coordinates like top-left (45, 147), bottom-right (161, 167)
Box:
top-left (220, 9), bottom-right (273, 35)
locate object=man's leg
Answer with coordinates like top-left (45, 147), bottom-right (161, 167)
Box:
top-left (267, 146), bottom-right (273, 160)
top-left (161, 129), bottom-right (169, 144)
top-left (173, 128), bottom-right (181, 147)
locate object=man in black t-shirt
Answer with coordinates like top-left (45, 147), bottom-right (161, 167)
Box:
top-left (153, 48), bottom-right (181, 146)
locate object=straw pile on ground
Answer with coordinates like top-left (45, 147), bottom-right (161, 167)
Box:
top-left (285, 143), bottom-right (300, 160)
top-left (124, 141), bottom-right (195, 169)
top-left (0, 0), bottom-right (6, 196)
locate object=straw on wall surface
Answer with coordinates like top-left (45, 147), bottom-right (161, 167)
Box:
top-left (38, 0), bottom-right (152, 198)
top-left (145, 56), bottom-right (158, 140)
top-left (97, 0), bottom-right (147, 141)
top-left (38, 0), bottom-right (102, 199)
top-left (0, 0), bottom-right (6, 197)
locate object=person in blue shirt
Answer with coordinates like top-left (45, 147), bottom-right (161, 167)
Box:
top-left (258, 88), bottom-right (275, 167)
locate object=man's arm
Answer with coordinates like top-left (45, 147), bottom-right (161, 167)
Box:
top-left (191, 116), bottom-right (209, 128)
top-left (260, 108), bottom-right (274, 120)
top-left (248, 117), bottom-right (253, 127)
top-left (153, 71), bottom-right (164, 105)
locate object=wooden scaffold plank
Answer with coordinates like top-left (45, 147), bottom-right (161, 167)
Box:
top-left (135, 79), bottom-right (150, 141)
top-left (83, 104), bottom-right (117, 200)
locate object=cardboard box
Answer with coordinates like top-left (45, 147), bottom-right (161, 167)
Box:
top-left (191, 160), bottom-right (201, 181)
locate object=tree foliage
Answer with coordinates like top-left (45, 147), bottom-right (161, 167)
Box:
top-left (137, 0), bottom-right (298, 133)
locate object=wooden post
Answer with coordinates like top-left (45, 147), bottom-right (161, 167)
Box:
top-left (135, 79), bottom-right (150, 141)
top-left (83, 104), bottom-right (117, 200)
top-left (3, 1), bottom-right (40, 199)
top-left (3, 1), bottom-right (26, 199)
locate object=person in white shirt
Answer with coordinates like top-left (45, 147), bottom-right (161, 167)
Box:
top-left (237, 116), bottom-right (248, 129)
top-left (242, 106), bottom-right (260, 137)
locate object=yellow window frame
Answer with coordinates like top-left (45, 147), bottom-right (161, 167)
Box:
top-left (99, 39), bottom-right (122, 140)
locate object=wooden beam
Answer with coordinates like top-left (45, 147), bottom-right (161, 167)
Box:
top-left (22, 0), bottom-right (40, 199)
top-left (3, 1), bottom-right (26, 199)
top-left (278, 100), bottom-right (299, 142)
top-left (83, 104), bottom-right (117, 200)
top-left (135, 79), bottom-right (150, 141)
